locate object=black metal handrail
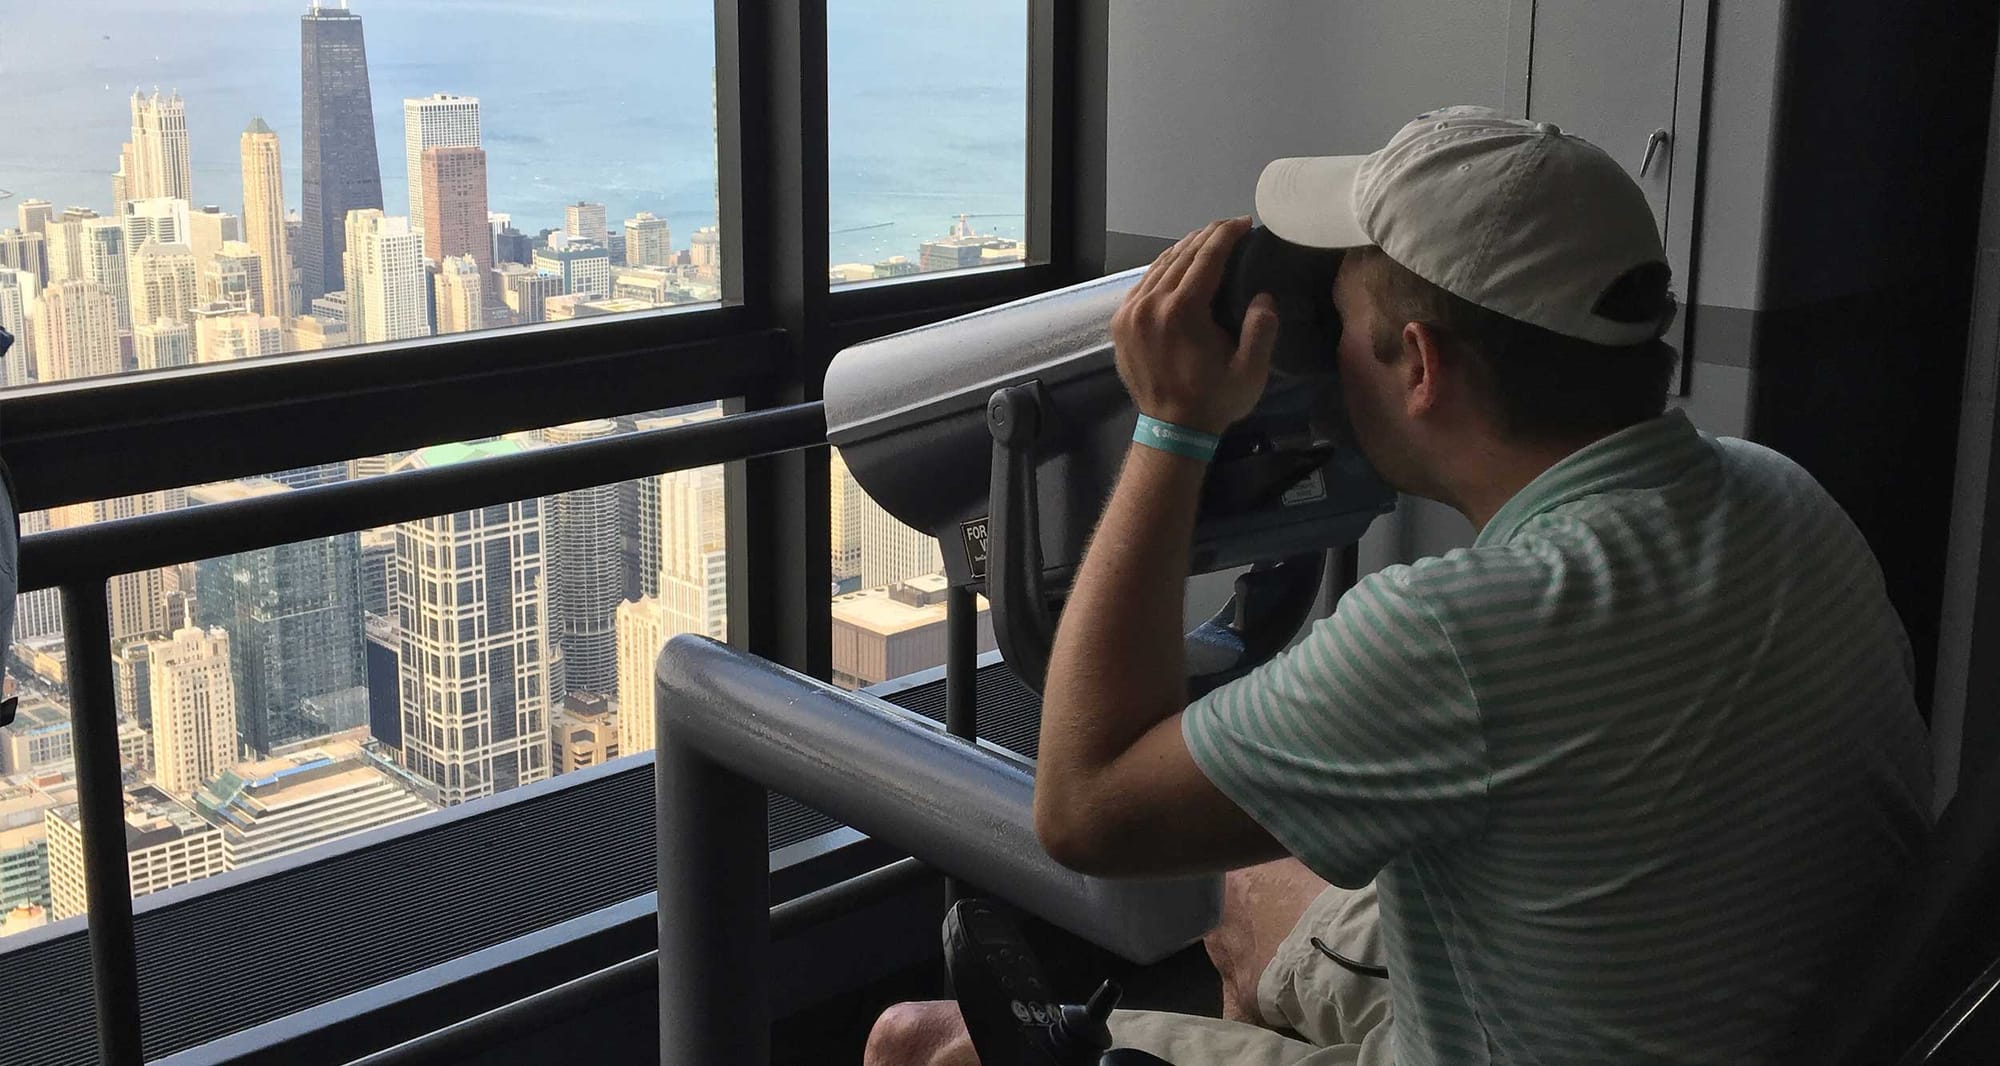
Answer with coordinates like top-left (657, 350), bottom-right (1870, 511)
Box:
top-left (653, 636), bottom-right (1222, 1064)
top-left (37, 402), bottom-right (828, 1066)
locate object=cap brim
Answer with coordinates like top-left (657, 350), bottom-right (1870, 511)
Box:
top-left (1255, 155), bottom-right (1371, 249)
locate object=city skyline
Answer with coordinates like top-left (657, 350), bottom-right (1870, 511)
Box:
top-left (0, 0), bottom-right (1024, 936)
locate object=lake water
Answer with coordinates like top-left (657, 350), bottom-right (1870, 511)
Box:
top-left (0, 0), bottom-right (1028, 266)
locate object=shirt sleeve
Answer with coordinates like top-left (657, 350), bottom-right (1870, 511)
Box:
top-left (1182, 566), bottom-right (1488, 888)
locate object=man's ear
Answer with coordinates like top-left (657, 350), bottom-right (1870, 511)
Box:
top-left (1401, 320), bottom-right (1447, 417)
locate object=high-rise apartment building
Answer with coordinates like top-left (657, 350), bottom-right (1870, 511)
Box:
top-left (113, 143), bottom-right (134, 219)
top-left (655, 412), bottom-right (729, 644)
top-left (188, 207), bottom-right (242, 275)
top-left (46, 786), bottom-right (225, 920)
top-left (530, 243), bottom-right (612, 301)
top-left (150, 626), bottom-right (241, 797)
top-left (50, 494), bottom-right (174, 643)
top-left (134, 319), bottom-right (194, 370)
top-left (0, 230), bottom-right (48, 287)
top-left (565, 202), bottom-right (608, 243)
top-left (623, 212), bottom-right (671, 267)
top-left (239, 118), bottom-right (294, 323)
top-left (614, 597), bottom-right (667, 755)
top-left (79, 218), bottom-right (131, 332)
top-left (192, 739), bottom-right (431, 869)
top-left (44, 212), bottom-right (96, 284)
top-left (543, 421), bottom-right (623, 697)
top-left (392, 441), bottom-right (553, 805)
top-left (342, 210), bottom-right (428, 344)
top-left (494, 264), bottom-right (562, 324)
top-left (859, 493), bottom-right (943, 589)
top-left (191, 479), bottom-right (366, 756)
top-left (32, 281), bottom-right (120, 383)
top-left (403, 94), bottom-right (481, 239)
top-left (201, 241), bottom-right (266, 315)
top-left (129, 243), bottom-right (199, 328)
top-left (433, 254), bottom-right (485, 335)
top-left (16, 200), bottom-right (53, 239)
top-left (114, 639), bottom-right (156, 729)
top-left (301, 3), bottom-right (384, 302)
top-left (193, 308), bottom-right (283, 364)
top-left (0, 269), bottom-right (38, 388)
top-left (830, 449), bottom-right (865, 594)
top-left (690, 226), bottom-right (720, 279)
top-left (129, 90), bottom-right (193, 203)
top-left (419, 145), bottom-right (492, 280)
top-left (123, 197), bottom-right (191, 250)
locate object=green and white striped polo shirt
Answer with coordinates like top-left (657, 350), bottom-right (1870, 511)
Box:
top-left (1184, 410), bottom-right (1933, 1065)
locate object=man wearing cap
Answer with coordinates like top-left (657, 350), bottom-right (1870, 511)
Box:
top-left (866, 106), bottom-right (1930, 1065)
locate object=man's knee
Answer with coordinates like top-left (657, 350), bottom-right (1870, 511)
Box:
top-left (864, 1000), bottom-right (977, 1066)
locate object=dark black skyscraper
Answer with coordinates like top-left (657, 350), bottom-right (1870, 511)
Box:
top-left (300, 3), bottom-right (384, 303)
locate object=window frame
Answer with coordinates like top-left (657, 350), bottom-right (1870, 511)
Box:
top-left (0, 3), bottom-right (1108, 1065)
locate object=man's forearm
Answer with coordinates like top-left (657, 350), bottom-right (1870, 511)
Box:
top-left (1038, 443), bottom-right (1205, 789)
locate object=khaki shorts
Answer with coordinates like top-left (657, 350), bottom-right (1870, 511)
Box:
top-left (1107, 883), bottom-right (1394, 1066)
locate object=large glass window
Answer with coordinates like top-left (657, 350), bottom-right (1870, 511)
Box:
top-left (0, 1), bottom-right (719, 388)
top-left (826, 1), bottom-right (1029, 285)
top-left (0, 405), bottom-right (729, 933)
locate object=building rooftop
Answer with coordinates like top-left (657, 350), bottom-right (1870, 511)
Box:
top-left (831, 577), bottom-right (988, 637)
top-left (401, 438), bottom-right (525, 471)
top-left (2, 698), bottom-right (68, 736)
top-left (187, 477), bottom-right (290, 505)
top-left (50, 785), bottom-right (215, 853)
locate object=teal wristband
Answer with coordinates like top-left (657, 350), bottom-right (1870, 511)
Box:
top-left (1133, 414), bottom-right (1221, 461)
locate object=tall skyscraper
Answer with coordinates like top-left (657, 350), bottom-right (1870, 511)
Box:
top-left (44, 212), bottom-right (97, 284)
top-left (403, 93), bottom-right (480, 239)
top-left (565, 202), bottom-right (608, 243)
top-left (859, 493), bottom-right (943, 589)
top-left (239, 118), bottom-right (293, 323)
top-left (149, 626), bottom-right (240, 797)
top-left (134, 319), bottom-right (194, 370)
top-left (623, 212), bottom-right (672, 267)
top-left (112, 144), bottom-right (134, 219)
top-left (191, 479), bottom-right (366, 756)
top-left (50, 494), bottom-right (175, 642)
top-left (830, 448), bottom-right (865, 594)
top-left (342, 210), bottom-right (428, 343)
top-left (301, 3), bottom-right (385, 303)
top-left (16, 200), bottom-right (53, 239)
top-left (392, 441), bottom-right (552, 805)
top-left (653, 409), bottom-right (729, 643)
top-left (32, 281), bottom-right (119, 383)
top-left (123, 197), bottom-right (191, 253)
top-left (433, 254), bottom-right (484, 335)
top-left (193, 309), bottom-right (283, 363)
top-left (0, 269), bottom-right (38, 388)
top-left (78, 218), bottom-right (131, 333)
top-left (187, 207), bottom-right (242, 274)
top-left (420, 145), bottom-right (492, 281)
top-left (129, 90), bottom-right (193, 203)
top-left (543, 421), bottom-right (623, 697)
top-left (130, 243), bottom-right (199, 328)
top-left (0, 230), bottom-right (48, 287)
top-left (615, 596), bottom-right (667, 755)
top-left (530, 243), bottom-right (612, 300)
top-left (201, 241), bottom-right (266, 314)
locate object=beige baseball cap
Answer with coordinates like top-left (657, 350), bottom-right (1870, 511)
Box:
top-left (1254, 105), bottom-right (1676, 347)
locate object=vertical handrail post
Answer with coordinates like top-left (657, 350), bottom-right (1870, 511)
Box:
top-left (62, 580), bottom-right (145, 1066)
top-left (656, 721), bottom-right (770, 1063)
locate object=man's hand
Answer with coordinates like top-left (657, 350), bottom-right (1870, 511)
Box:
top-left (1111, 217), bottom-right (1280, 435)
